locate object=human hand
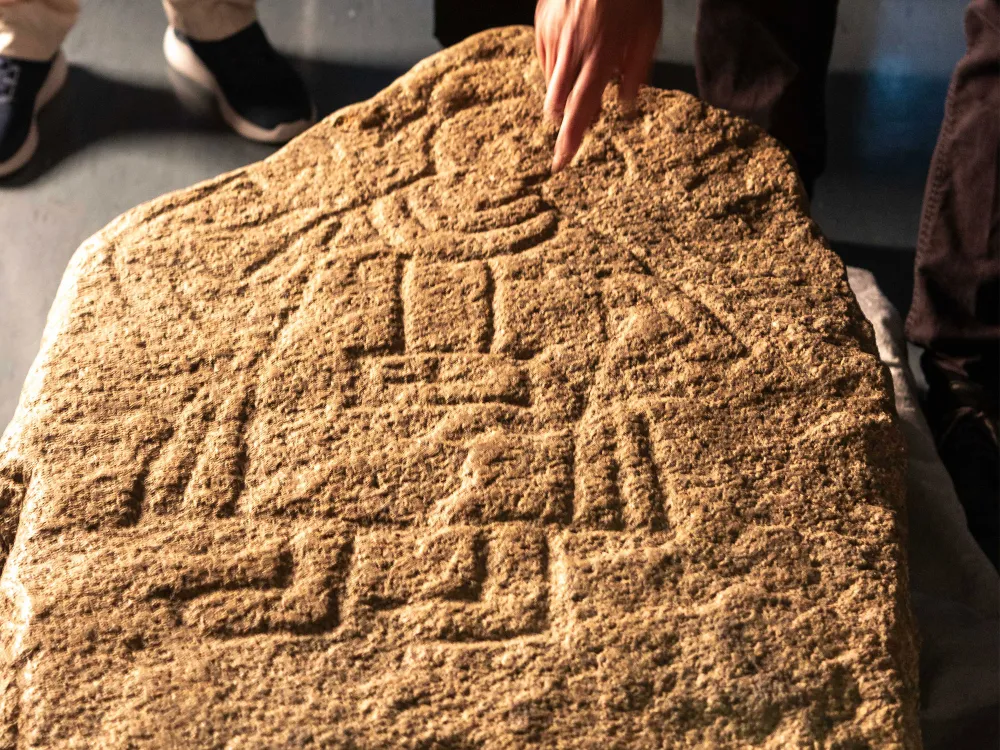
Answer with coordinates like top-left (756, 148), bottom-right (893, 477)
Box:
top-left (535, 0), bottom-right (662, 171)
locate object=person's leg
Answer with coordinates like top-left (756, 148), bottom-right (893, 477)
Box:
top-left (433, 0), bottom-right (536, 48)
top-left (0, 0), bottom-right (77, 61)
top-left (907, 0), bottom-right (999, 388)
top-left (694, 0), bottom-right (839, 197)
top-left (161, 0), bottom-right (314, 144)
top-left (161, 0), bottom-right (255, 43)
top-left (906, 0), bottom-right (999, 568)
top-left (0, 0), bottom-right (74, 177)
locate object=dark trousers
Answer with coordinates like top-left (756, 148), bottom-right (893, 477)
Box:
top-left (905, 0), bottom-right (999, 386)
top-left (434, 0), bottom-right (1000, 388)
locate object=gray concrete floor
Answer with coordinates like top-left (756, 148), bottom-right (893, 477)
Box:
top-left (0, 0), bottom-right (956, 427)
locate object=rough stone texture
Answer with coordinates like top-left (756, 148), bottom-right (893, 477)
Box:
top-left (0, 27), bottom-right (919, 749)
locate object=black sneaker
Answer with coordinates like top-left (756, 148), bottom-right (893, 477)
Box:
top-left (0, 52), bottom-right (68, 178)
top-left (922, 351), bottom-right (1000, 570)
top-left (163, 22), bottom-right (315, 144)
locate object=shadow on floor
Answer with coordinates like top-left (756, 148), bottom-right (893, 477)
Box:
top-left (1, 55), bottom-right (410, 187)
top-left (833, 241), bottom-right (916, 319)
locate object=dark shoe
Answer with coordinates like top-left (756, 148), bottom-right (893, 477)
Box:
top-left (0, 52), bottom-right (68, 178)
top-left (922, 351), bottom-right (1000, 570)
top-left (163, 22), bottom-right (315, 144)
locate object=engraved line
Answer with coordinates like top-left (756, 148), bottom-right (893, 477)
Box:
top-left (483, 261), bottom-right (496, 354)
top-left (637, 412), bottom-right (666, 528)
top-left (241, 212), bottom-right (333, 282)
top-left (401, 258), bottom-right (415, 355)
top-left (392, 255), bottom-right (409, 356)
top-left (221, 385), bottom-right (255, 517)
top-left (0, 460), bottom-right (31, 581)
top-left (119, 433), bottom-right (172, 527)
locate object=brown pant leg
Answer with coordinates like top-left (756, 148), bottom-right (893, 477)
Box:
top-left (905, 0), bottom-right (1000, 388)
top-left (694, 0), bottom-right (839, 196)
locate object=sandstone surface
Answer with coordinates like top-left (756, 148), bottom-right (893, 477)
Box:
top-left (0, 27), bottom-right (919, 749)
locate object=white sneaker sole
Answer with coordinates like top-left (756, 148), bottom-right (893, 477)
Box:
top-left (0, 50), bottom-right (68, 178)
top-left (163, 27), bottom-right (315, 145)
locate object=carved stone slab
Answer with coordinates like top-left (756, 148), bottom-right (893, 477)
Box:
top-left (0, 27), bottom-right (919, 749)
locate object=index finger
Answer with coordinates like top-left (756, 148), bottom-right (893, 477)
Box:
top-left (552, 52), bottom-right (614, 171)
top-left (544, 27), bottom-right (580, 123)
